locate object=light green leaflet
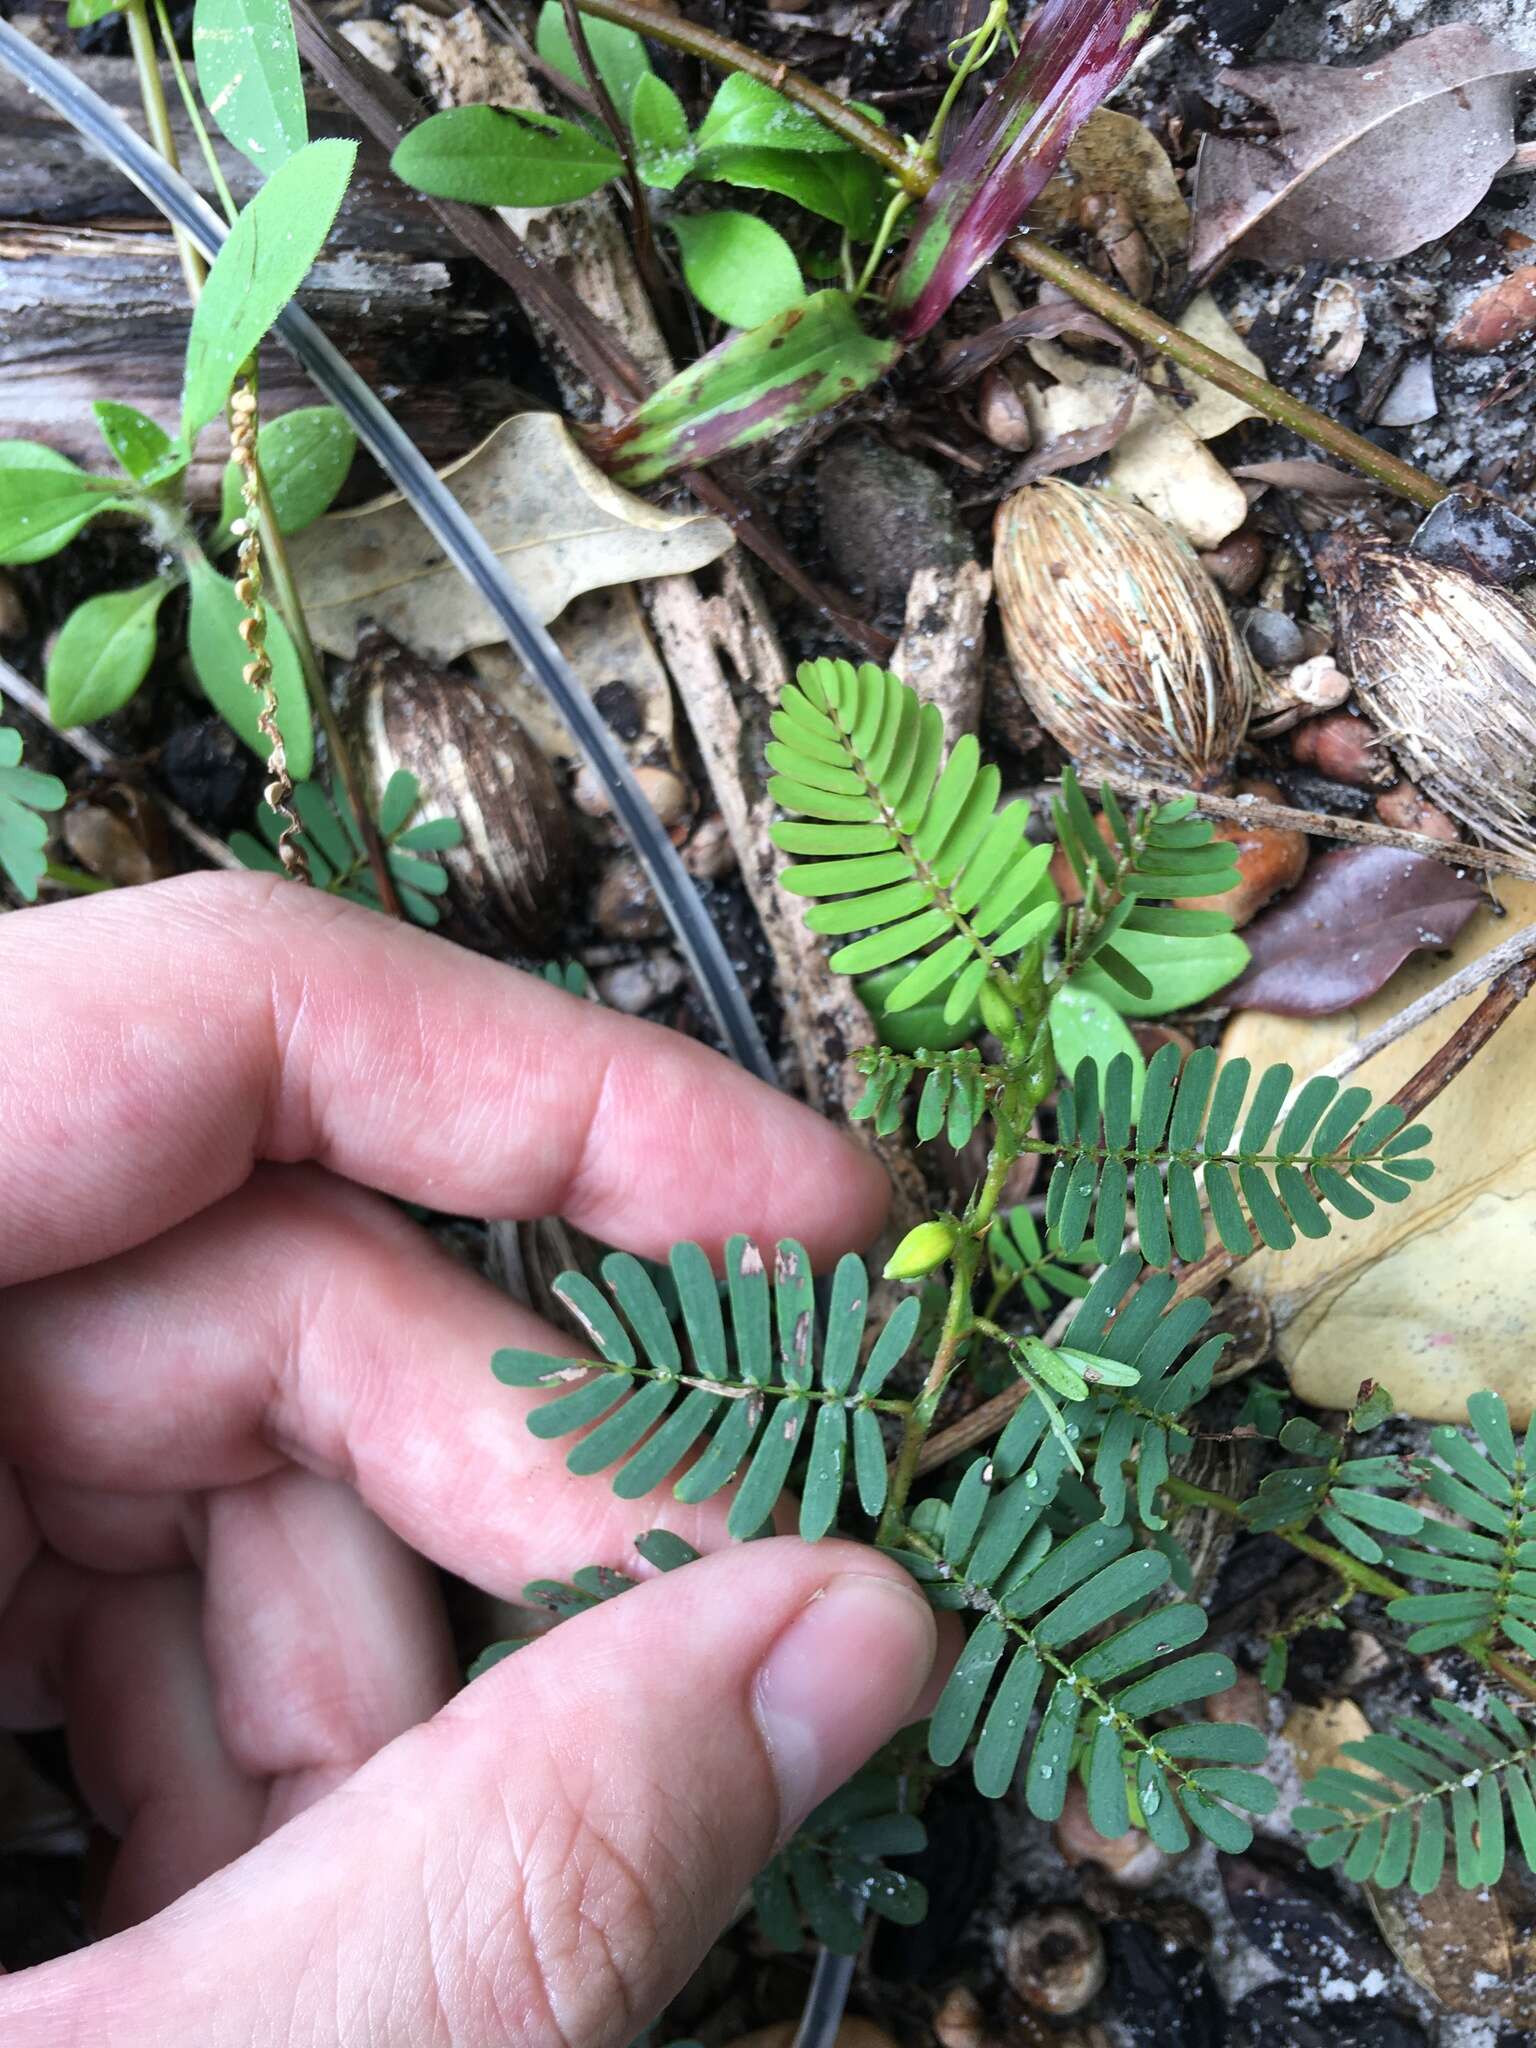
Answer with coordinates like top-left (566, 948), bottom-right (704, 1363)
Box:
top-left (192, 0), bottom-right (308, 168)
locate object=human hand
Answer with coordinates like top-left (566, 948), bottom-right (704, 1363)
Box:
top-left (0, 875), bottom-right (940, 2047)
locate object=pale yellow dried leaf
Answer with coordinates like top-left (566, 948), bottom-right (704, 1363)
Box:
top-left (288, 413), bottom-right (734, 661)
top-left (1224, 878), bottom-right (1536, 1426)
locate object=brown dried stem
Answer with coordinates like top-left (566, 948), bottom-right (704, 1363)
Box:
top-left (1099, 775), bottom-right (1536, 886)
top-left (916, 950), bottom-right (1536, 1475)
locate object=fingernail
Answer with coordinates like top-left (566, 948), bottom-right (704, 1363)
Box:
top-left (753, 1571), bottom-right (937, 1836)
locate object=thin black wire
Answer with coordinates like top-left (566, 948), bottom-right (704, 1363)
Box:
top-left (0, 16), bottom-right (774, 1083)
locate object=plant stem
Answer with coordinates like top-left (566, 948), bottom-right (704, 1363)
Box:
top-left (151, 0), bottom-right (239, 223)
top-left (122, 0), bottom-right (205, 297)
top-left (44, 860), bottom-right (112, 895)
top-left (1002, 238), bottom-right (1445, 511)
top-left (1161, 1472), bottom-right (1536, 1705)
top-left (248, 469), bottom-right (403, 917)
top-left (878, 1136), bottom-right (1021, 1540)
top-left (574, 0), bottom-right (1449, 511)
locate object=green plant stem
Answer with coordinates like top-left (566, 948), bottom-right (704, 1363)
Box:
top-left (44, 860), bottom-right (112, 895)
top-left (572, 0), bottom-right (1449, 511)
top-left (123, 0), bottom-right (205, 298)
top-left (878, 1139), bottom-right (1021, 1542)
top-left (151, 0), bottom-right (239, 224)
top-left (1163, 1472), bottom-right (1536, 1705)
top-left (923, 0), bottom-right (1010, 163)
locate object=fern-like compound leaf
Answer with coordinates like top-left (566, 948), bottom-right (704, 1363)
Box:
top-left (753, 1763), bottom-right (928, 1955)
top-left (1051, 768), bottom-right (1240, 998)
top-left (1382, 1392), bottom-right (1536, 1657)
top-left (1296, 1691), bottom-right (1536, 1893)
top-left (990, 1207), bottom-right (1096, 1316)
top-left (1243, 1414), bottom-right (1425, 1565)
top-left (850, 1044), bottom-right (1010, 1145)
top-left (903, 1473), bottom-right (1270, 1842)
top-left (769, 659), bottom-right (1058, 1023)
top-left (492, 1237), bottom-right (918, 1541)
top-left (1043, 1045), bottom-right (1435, 1267)
top-left (466, 1529), bottom-right (700, 1677)
top-left (987, 1251), bottom-right (1229, 1525)
top-left (232, 768), bottom-right (462, 927)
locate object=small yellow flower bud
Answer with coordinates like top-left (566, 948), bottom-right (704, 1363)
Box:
top-left (883, 1217), bottom-right (959, 1282)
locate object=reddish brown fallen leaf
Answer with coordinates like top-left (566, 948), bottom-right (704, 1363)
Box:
top-left (1225, 845), bottom-right (1483, 1015)
top-left (1443, 263), bottom-right (1536, 353)
top-left (1233, 459), bottom-right (1381, 502)
top-left (1189, 25), bottom-right (1531, 278)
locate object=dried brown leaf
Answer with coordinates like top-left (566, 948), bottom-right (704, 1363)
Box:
top-left (1189, 24), bottom-right (1532, 277)
top-left (1028, 107), bottom-right (1191, 261)
top-left (289, 413), bottom-right (734, 661)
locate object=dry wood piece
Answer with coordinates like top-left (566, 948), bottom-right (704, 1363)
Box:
top-left (891, 561), bottom-right (992, 743)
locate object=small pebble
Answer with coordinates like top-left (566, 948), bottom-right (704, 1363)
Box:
top-left (1198, 532), bottom-right (1265, 599)
top-left (1243, 608), bottom-right (1307, 670)
top-left (1374, 779), bottom-right (1459, 842)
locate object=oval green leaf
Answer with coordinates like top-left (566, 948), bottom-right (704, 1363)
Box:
top-left (672, 211), bottom-right (804, 329)
top-left (186, 555), bottom-right (314, 779)
top-left (631, 73), bottom-right (695, 190)
top-left (0, 445), bottom-right (135, 565)
top-left (1071, 925), bottom-right (1251, 1018)
top-left (215, 405), bottom-right (357, 547)
top-left (391, 105), bottom-right (622, 208)
top-left (182, 138), bottom-right (357, 446)
top-left (1048, 984), bottom-right (1145, 1116)
top-left (93, 401), bottom-right (179, 484)
top-left (192, 0), bottom-right (307, 169)
top-left (46, 579), bottom-right (173, 727)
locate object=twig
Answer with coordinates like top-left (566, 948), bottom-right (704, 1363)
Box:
top-left (1098, 775), bottom-right (1536, 887)
top-left (570, 0), bottom-right (1449, 512)
top-left (0, 656), bottom-right (242, 872)
top-left (916, 944), bottom-right (1536, 1474)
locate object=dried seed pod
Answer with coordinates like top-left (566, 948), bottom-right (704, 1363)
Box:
top-left (1319, 537), bottom-right (1536, 854)
top-left (353, 626), bottom-right (573, 952)
top-left (994, 480), bottom-right (1257, 789)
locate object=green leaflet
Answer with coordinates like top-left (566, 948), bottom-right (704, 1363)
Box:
top-left (185, 554), bottom-right (314, 779)
top-left (214, 406), bottom-right (357, 548)
top-left (1382, 1392), bottom-right (1536, 1657)
top-left (1297, 1694), bottom-right (1536, 1895)
top-left (192, 0), bottom-right (308, 169)
top-left (230, 771), bottom-right (462, 927)
top-left (1047, 984), bottom-right (1144, 1119)
top-left (770, 658), bottom-right (1058, 1022)
top-left (0, 726), bottom-right (67, 903)
top-left (391, 106), bottom-right (622, 208)
top-left (46, 578), bottom-right (174, 727)
top-left (695, 72), bottom-right (850, 154)
top-left (600, 292), bottom-right (899, 486)
top-left (492, 1238), bottom-right (920, 1540)
top-left (1067, 924), bottom-right (1250, 1018)
top-left (0, 444), bottom-right (136, 565)
top-left (909, 1478), bottom-right (1264, 1832)
top-left (181, 139), bottom-right (357, 445)
top-left (93, 401), bottom-right (180, 485)
top-left (753, 1764), bottom-right (927, 1954)
top-left (1042, 1044), bottom-right (1434, 1268)
top-left (671, 212), bottom-right (804, 328)
top-left (630, 74), bottom-right (695, 190)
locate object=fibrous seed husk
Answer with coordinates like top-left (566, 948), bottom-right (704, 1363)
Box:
top-left (351, 626), bottom-right (573, 953)
top-left (1319, 538), bottom-right (1536, 855)
top-left (993, 480), bottom-right (1258, 788)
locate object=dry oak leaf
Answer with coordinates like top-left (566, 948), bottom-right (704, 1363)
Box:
top-left (288, 413), bottom-right (734, 662)
top-left (1223, 877), bottom-right (1536, 1428)
top-left (1189, 24), bottom-right (1533, 278)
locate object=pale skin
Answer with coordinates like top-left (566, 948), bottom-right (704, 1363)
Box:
top-left (0, 874), bottom-right (943, 2048)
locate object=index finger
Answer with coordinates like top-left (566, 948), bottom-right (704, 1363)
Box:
top-left (2, 873), bottom-right (888, 1287)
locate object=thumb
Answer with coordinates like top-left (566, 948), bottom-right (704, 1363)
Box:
top-left (0, 1539), bottom-right (937, 2048)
